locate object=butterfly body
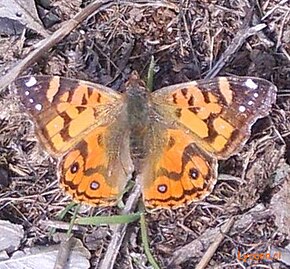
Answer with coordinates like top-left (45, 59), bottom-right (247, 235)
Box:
top-left (15, 73), bottom-right (277, 208)
top-left (125, 74), bottom-right (152, 166)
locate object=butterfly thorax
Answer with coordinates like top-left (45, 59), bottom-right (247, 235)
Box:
top-left (125, 74), bottom-right (152, 170)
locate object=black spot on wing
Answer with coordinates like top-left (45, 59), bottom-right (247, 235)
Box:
top-left (181, 88), bottom-right (188, 98)
top-left (188, 95), bottom-right (194, 106)
top-left (59, 111), bottom-right (73, 141)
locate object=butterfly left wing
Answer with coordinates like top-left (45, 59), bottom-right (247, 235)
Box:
top-left (151, 77), bottom-right (277, 159)
top-left (141, 76), bottom-right (276, 208)
top-left (58, 122), bottom-right (133, 206)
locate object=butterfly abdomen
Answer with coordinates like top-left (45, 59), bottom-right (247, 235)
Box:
top-left (125, 74), bottom-right (152, 170)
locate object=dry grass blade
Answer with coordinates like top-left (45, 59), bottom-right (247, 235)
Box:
top-left (167, 217), bottom-right (235, 268)
top-left (205, 24), bottom-right (266, 79)
top-left (195, 217), bottom-right (235, 269)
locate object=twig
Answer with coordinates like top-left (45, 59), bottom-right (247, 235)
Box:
top-left (280, 47), bottom-right (290, 62)
top-left (180, 2), bottom-right (200, 74)
top-left (168, 216), bottom-right (235, 268)
top-left (99, 182), bottom-right (141, 269)
top-left (119, 0), bottom-right (178, 11)
top-left (147, 56), bottom-right (155, 91)
top-left (276, 10), bottom-right (290, 50)
top-left (205, 23), bottom-right (267, 79)
top-left (195, 217), bottom-right (235, 269)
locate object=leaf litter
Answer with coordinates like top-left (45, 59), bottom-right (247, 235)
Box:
top-left (0, 0), bottom-right (289, 268)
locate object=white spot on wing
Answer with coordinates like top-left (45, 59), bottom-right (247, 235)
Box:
top-left (248, 100), bottom-right (254, 105)
top-left (25, 90), bottom-right (30, 96)
top-left (35, 104), bottom-right (42, 111)
top-left (239, 105), bottom-right (246, 112)
top-left (29, 98), bottom-right (34, 103)
top-left (254, 93), bottom-right (259, 98)
top-left (245, 79), bottom-right (258, 90)
top-left (25, 77), bottom-right (37, 87)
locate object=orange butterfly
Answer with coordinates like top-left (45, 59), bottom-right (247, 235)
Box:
top-left (14, 72), bottom-right (277, 208)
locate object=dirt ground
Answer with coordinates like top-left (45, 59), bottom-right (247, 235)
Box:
top-left (0, 0), bottom-right (290, 269)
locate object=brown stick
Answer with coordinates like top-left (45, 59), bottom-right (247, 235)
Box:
top-left (195, 217), bottom-right (235, 269)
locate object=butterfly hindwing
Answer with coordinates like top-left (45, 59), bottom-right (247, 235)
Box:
top-left (59, 124), bottom-right (133, 206)
top-left (141, 127), bottom-right (217, 208)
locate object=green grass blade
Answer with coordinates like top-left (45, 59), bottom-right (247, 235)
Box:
top-left (67, 203), bottom-right (81, 235)
top-left (75, 213), bottom-right (141, 225)
top-left (49, 201), bottom-right (78, 236)
top-left (57, 201), bottom-right (78, 220)
top-left (140, 212), bottom-right (160, 269)
top-left (147, 56), bottom-right (155, 91)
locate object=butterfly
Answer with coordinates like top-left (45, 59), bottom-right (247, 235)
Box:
top-left (14, 72), bottom-right (277, 208)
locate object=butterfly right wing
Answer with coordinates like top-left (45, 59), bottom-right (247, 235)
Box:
top-left (141, 76), bottom-right (276, 208)
top-left (58, 118), bottom-right (133, 206)
top-left (151, 77), bottom-right (276, 159)
top-left (14, 76), bottom-right (123, 155)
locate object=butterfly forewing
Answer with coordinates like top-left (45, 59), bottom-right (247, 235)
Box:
top-left (152, 77), bottom-right (277, 159)
top-left (15, 76), bottom-right (123, 155)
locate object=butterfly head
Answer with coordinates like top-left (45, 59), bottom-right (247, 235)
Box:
top-left (125, 71), bottom-right (149, 96)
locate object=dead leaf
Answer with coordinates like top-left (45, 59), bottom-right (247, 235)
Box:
top-left (0, 237), bottom-right (91, 269)
top-left (0, 220), bottom-right (23, 253)
top-left (270, 163), bottom-right (290, 235)
top-left (0, 0), bottom-right (49, 37)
